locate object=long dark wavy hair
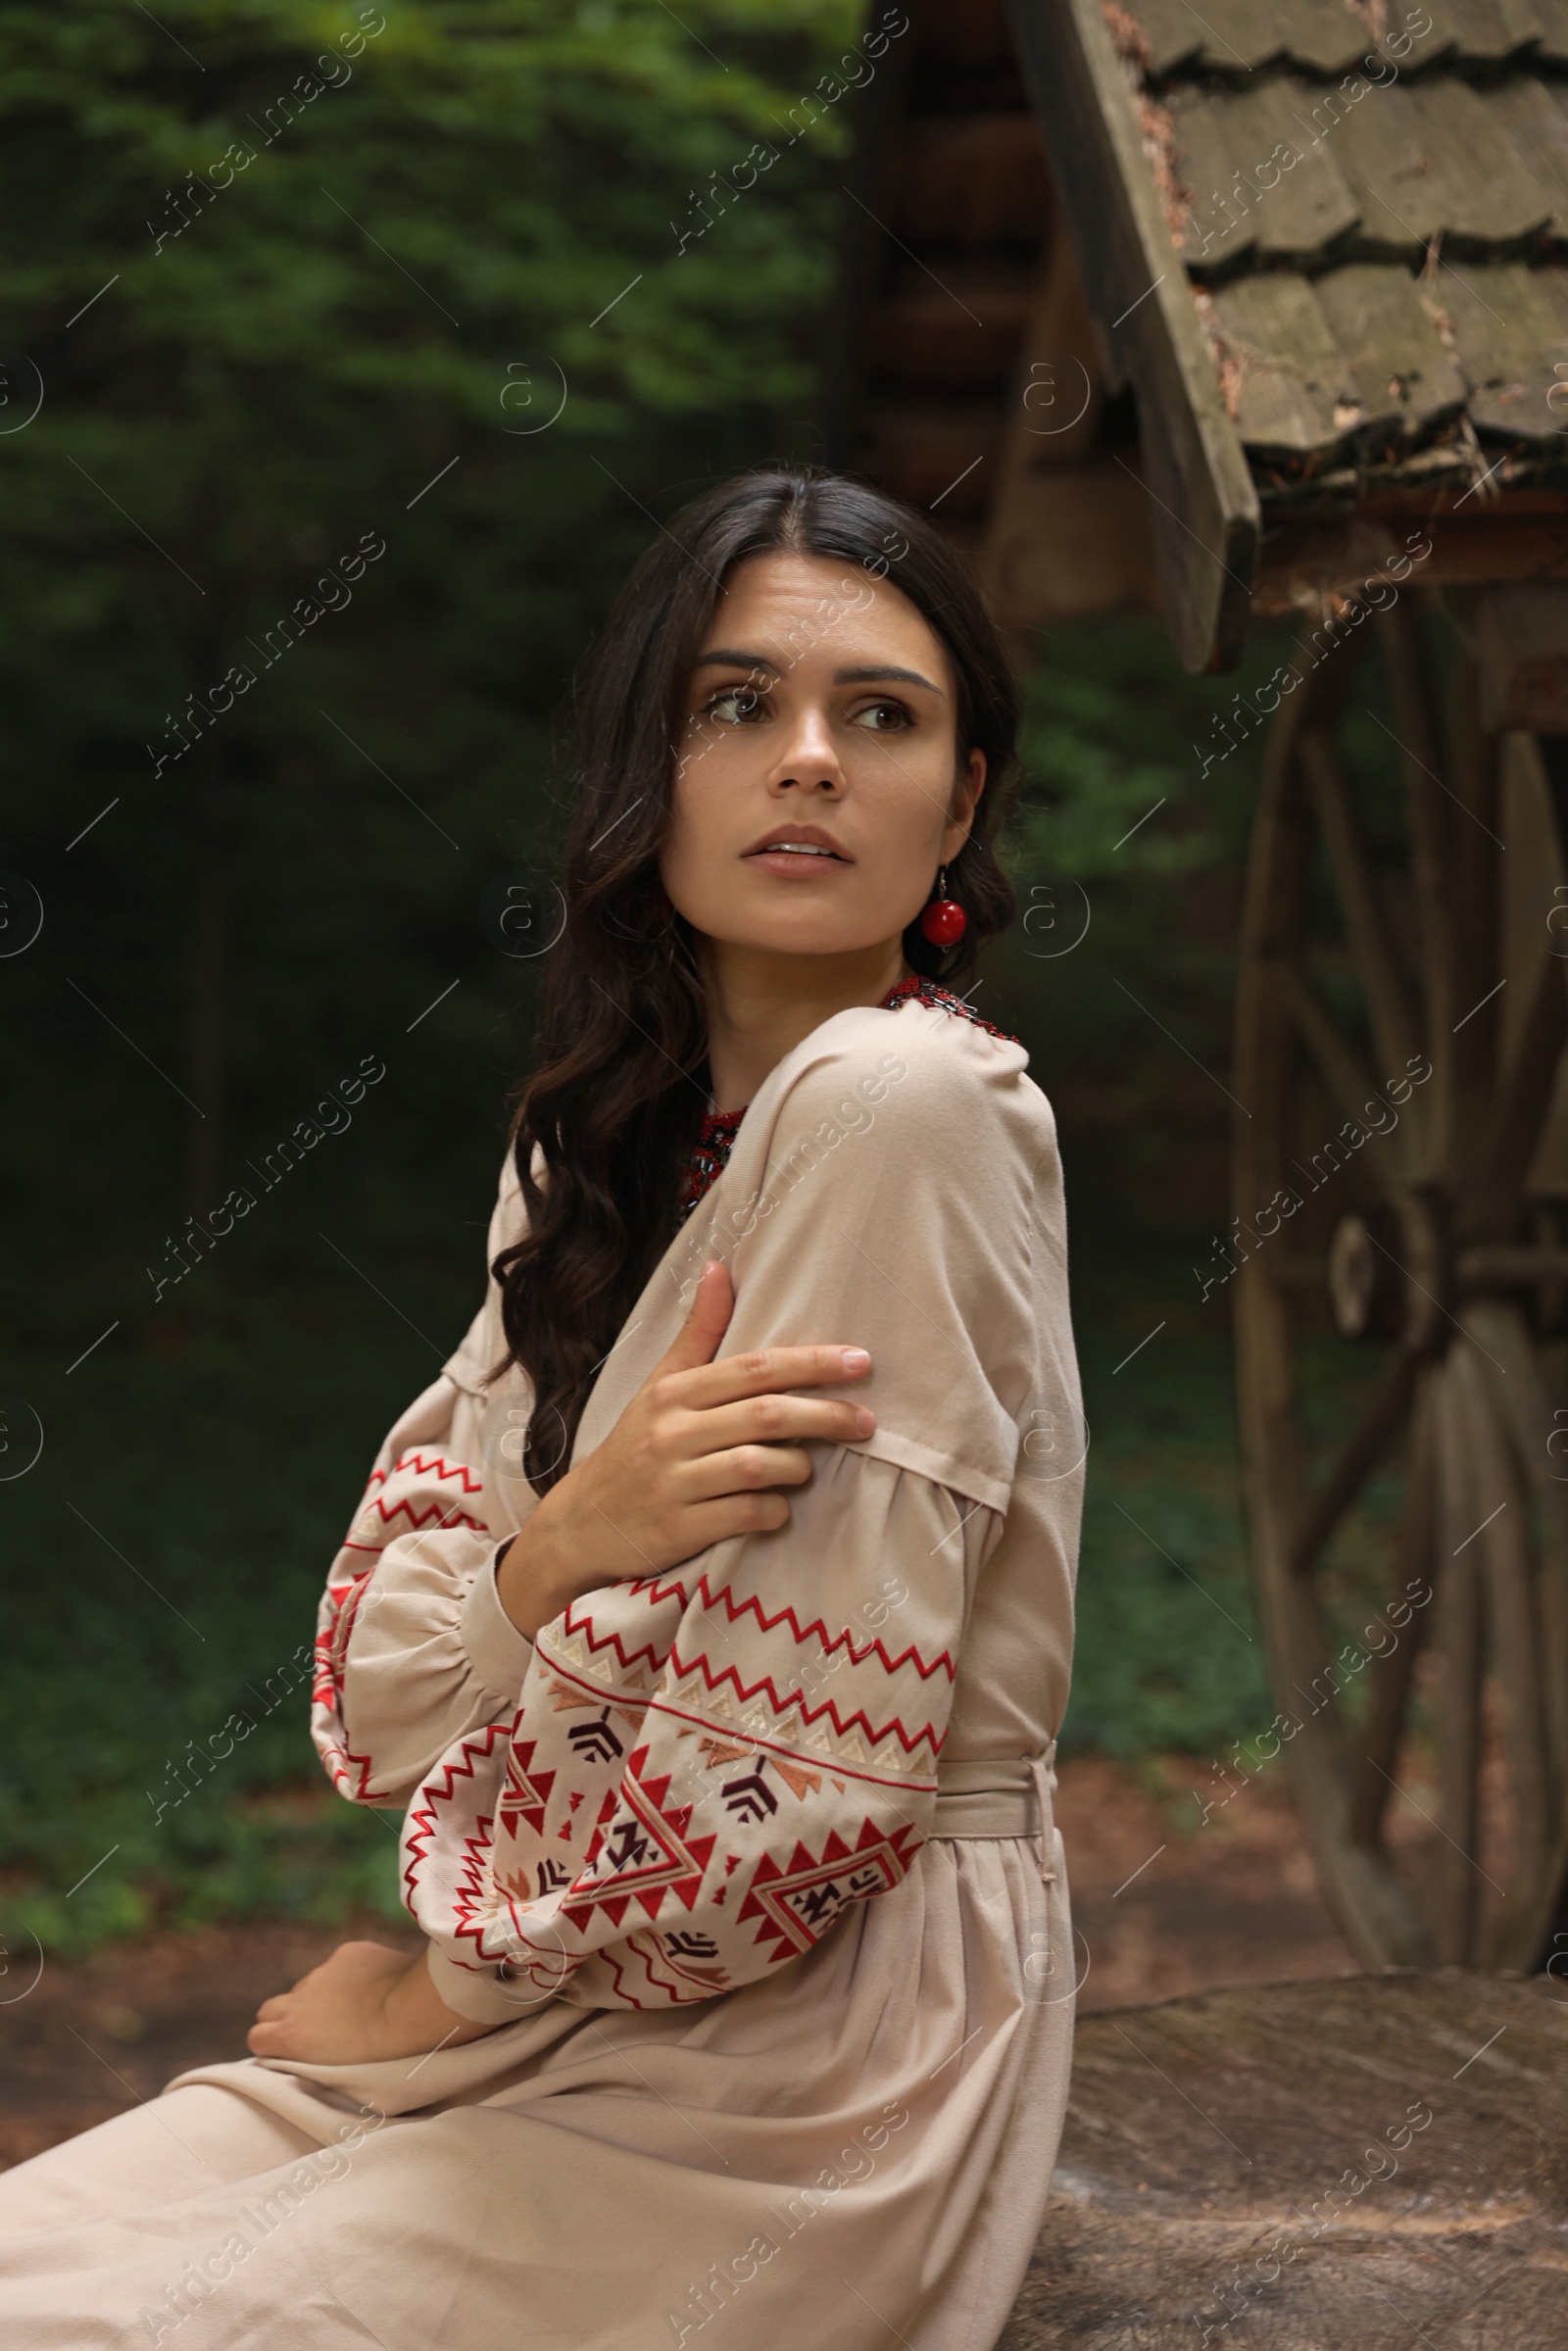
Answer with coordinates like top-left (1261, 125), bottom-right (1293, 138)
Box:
top-left (492, 467), bottom-right (1022, 1491)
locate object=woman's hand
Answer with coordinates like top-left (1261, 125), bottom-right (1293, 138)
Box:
top-left (248, 1938), bottom-right (499, 2065)
top-left (495, 1258), bottom-right (873, 1639)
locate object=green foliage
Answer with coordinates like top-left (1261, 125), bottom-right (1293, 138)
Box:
top-left (0, 5), bottom-right (1307, 1956)
top-left (1002, 612), bottom-right (1288, 1042)
top-left (0, 0), bottom-right (877, 1952)
top-left (0, 0), bottom-right (864, 1347)
top-left (0, 1320), bottom-right (429, 1955)
top-left (1067, 1309), bottom-right (1270, 1762)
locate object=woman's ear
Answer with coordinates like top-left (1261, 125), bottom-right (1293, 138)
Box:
top-left (943, 748), bottom-right (987, 857)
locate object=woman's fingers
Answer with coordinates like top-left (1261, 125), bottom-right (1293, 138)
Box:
top-left (547, 1263), bottom-right (874, 1602)
top-left (607, 1486), bottom-right (797, 1579)
top-left (680, 1394), bottom-right (874, 1458)
top-left (679, 1442), bottom-right (814, 1501)
top-left (650, 1259), bottom-right (735, 1380)
top-left (667, 1342), bottom-right (872, 1413)
top-left (676, 1491), bottom-right (794, 1551)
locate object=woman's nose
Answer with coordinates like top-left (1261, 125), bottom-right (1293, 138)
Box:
top-left (770, 706), bottom-right (844, 793)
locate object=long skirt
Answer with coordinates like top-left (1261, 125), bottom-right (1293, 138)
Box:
top-left (0, 1835), bottom-right (1074, 2349)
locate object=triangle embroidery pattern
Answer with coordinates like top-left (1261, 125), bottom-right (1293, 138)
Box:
top-left (548, 1678), bottom-right (603, 1713)
top-left (562, 1747), bottom-right (719, 1934)
top-left (737, 1820), bottom-right (922, 1959)
top-left (698, 1736), bottom-right (755, 1770)
top-left (496, 1739), bottom-right (556, 1841)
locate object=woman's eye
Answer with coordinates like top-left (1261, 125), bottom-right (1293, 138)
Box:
top-left (704, 687), bottom-right (764, 725)
top-left (852, 700), bottom-right (912, 733)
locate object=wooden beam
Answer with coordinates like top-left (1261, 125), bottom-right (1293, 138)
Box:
top-left (817, 16), bottom-right (917, 469)
top-left (1254, 512), bottom-right (1568, 613)
top-left (976, 200), bottom-right (1155, 630)
top-left (1477, 587), bottom-right (1568, 731)
top-left (1004, 0), bottom-right (1259, 672)
top-left (979, 459), bottom-right (1161, 629)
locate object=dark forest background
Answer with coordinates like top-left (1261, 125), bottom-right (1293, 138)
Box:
top-left (0, 0), bottom-right (1302, 1953)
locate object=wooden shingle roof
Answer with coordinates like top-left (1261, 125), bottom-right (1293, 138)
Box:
top-left (1149, 4), bottom-right (1568, 461)
top-left (1007, 0), bottom-right (1568, 665)
top-left (827, 1), bottom-right (1568, 674)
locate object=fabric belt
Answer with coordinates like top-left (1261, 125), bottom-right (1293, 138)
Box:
top-left (929, 1743), bottom-right (1057, 1884)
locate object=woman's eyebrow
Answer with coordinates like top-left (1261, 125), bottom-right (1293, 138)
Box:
top-left (834, 663), bottom-right (944, 696)
top-left (691, 647), bottom-right (781, 673)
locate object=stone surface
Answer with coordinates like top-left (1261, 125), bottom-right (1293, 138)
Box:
top-left (1003, 1970), bottom-right (1568, 2349)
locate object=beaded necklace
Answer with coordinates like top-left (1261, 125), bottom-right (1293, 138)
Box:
top-left (674, 974), bottom-right (1017, 1220)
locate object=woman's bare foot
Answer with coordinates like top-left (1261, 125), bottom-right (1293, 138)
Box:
top-left (247, 1938), bottom-right (497, 2064)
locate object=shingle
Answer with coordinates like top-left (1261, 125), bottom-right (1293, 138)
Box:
top-left (1417, 0), bottom-right (1544, 63)
top-left (1207, 271), bottom-right (1359, 453)
top-left (1169, 88), bottom-right (1258, 267)
top-left (1123, 0), bottom-right (1284, 75)
top-left (1440, 260), bottom-right (1568, 440)
top-left (1120, 0), bottom-right (1205, 76)
top-left (1407, 78), bottom-right (1554, 242)
top-left (1283, 81), bottom-right (1428, 254)
top-left (1268, 0), bottom-right (1382, 73)
top-left (1244, 79), bottom-right (1366, 258)
top-left (1488, 79), bottom-right (1568, 240)
top-left (1494, 0), bottom-right (1550, 48)
top-left (1172, 80), bottom-right (1365, 267)
top-left (1534, 0), bottom-right (1568, 66)
top-left (1332, 77), bottom-right (1550, 252)
top-left (1142, 0), bottom-right (1410, 74)
top-left (1312, 261), bottom-right (1470, 435)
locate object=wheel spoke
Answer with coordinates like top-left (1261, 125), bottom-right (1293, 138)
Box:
top-left (1273, 957), bottom-right (1403, 1209)
top-left (1299, 727), bottom-right (1422, 1087)
top-left (1463, 1300), bottom-right (1568, 1810)
top-left (1448, 1336), bottom-right (1554, 1967)
top-left (1430, 1359), bottom-right (1487, 1967)
top-left (1292, 1346), bottom-right (1421, 1581)
top-left (1377, 603), bottom-right (1455, 1162)
top-left (1458, 1244), bottom-right (1568, 1289)
top-left (1349, 1373), bottom-right (1437, 1850)
top-left (1443, 656), bottom-right (1501, 1192)
top-left (1473, 1286), bottom-right (1568, 1966)
top-left (1462, 950), bottom-right (1568, 1245)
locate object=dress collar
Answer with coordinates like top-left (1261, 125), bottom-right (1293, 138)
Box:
top-left (675, 975), bottom-right (1017, 1219)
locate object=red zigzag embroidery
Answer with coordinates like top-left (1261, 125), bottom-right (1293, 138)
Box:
top-left (564, 1571), bottom-right (956, 1686)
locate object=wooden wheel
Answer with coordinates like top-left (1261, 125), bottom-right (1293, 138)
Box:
top-left (1232, 594), bottom-right (1568, 1972)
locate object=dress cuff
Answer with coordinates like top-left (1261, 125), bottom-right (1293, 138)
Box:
top-left (460, 1542), bottom-right (535, 1700)
top-left (424, 1941), bottom-right (531, 2028)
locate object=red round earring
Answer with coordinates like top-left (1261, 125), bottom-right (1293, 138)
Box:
top-left (919, 865), bottom-right (967, 947)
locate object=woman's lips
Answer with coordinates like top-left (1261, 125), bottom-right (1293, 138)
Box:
top-left (742, 845), bottom-right (851, 878)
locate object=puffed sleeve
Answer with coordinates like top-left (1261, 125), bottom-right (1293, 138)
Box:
top-left (311, 1151), bottom-right (540, 1807)
top-left (400, 1006), bottom-right (1046, 2021)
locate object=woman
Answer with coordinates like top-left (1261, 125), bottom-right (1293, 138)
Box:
top-left (0, 470), bottom-right (1083, 2348)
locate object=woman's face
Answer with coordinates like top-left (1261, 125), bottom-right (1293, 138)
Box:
top-left (661, 551), bottom-right (985, 962)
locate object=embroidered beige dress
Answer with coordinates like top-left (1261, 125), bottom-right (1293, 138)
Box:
top-left (0, 995), bottom-right (1084, 2351)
